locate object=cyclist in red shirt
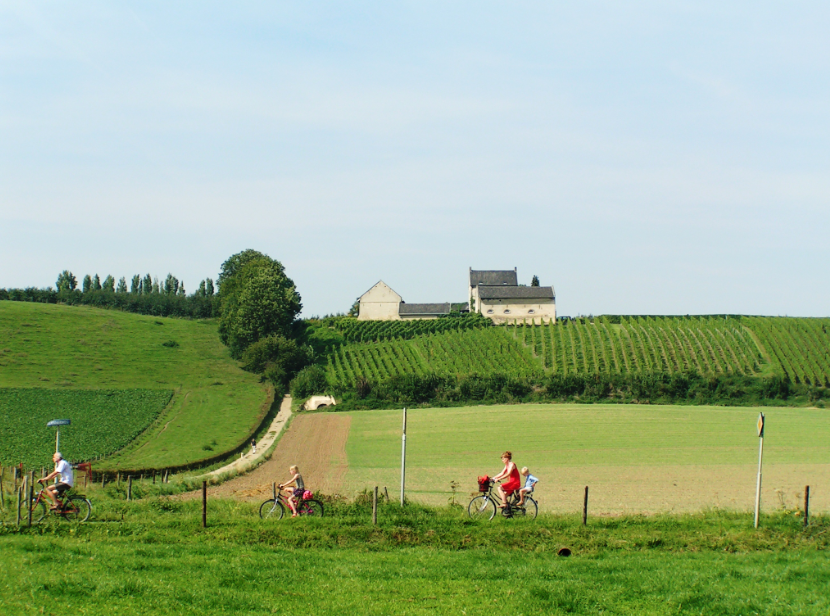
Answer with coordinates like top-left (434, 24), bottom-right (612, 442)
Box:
top-left (491, 450), bottom-right (520, 509)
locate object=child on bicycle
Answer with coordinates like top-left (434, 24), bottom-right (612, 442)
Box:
top-left (278, 465), bottom-right (305, 518)
top-left (517, 467), bottom-right (538, 506)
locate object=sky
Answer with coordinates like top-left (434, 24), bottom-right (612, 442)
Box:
top-left (2, 2), bottom-right (828, 317)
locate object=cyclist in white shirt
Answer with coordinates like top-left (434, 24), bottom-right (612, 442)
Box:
top-left (39, 451), bottom-right (74, 509)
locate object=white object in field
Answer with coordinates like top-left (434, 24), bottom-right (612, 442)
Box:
top-left (302, 395), bottom-right (337, 411)
top-left (754, 412), bottom-right (765, 529)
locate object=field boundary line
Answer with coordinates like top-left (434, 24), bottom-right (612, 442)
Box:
top-left (196, 395), bottom-right (293, 480)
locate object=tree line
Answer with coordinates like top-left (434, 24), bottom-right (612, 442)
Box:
top-left (1, 270), bottom-right (220, 318)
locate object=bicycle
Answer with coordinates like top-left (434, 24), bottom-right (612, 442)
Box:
top-left (468, 478), bottom-right (538, 520)
top-left (24, 483), bottom-right (92, 523)
top-left (259, 487), bottom-right (324, 520)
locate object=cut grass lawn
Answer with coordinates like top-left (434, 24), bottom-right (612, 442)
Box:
top-left (0, 496), bottom-right (827, 615)
top-left (337, 403), bottom-right (830, 513)
top-left (0, 302), bottom-right (266, 470)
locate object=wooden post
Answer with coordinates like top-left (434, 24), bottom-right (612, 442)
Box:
top-left (804, 486), bottom-right (810, 527)
top-left (582, 486), bottom-right (589, 526)
top-left (127, 476), bottom-right (132, 501)
top-left (372, 486), bottom-right (378, 525)
top-left (16, 485), bottom-right (22, 526)
top-left (384, 486), bottom-right (389, 502)
top-left (0, 468), bottom-right (5, 511)
top-left (201, 481), bottom-right (207, 528)
top-left (27, 472), bottom-right (34, 527)
top-left (13, 466), bottom-right (19, 488)
top-left (117, 473), bottom-right (121, 488)
top-left (152, 471), bottom-right (156, 485)
top-left (272, 482), bottom-right (277, 501)
top-left (41, 467), bottom-right (45, 479)
top-left (102, 473), bottom-right (106, 488)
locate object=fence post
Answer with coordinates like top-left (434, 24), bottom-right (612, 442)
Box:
top-left (373, 486), bottom-right (378, 525)
top-left (582, 486), bottom-right (589, 526)
top-left (202, 481), bottom-right (207, 528)
top-left (27, 471), bottom-right (34, 527)
top-left (16, 485), bottom-right (22, 526)
top-left (272, 482), bottom-right (277, 501)
top-left (384, 487), bottom-right (389, 502)
top-left (804, 485), bottom-right (810, 527)
top-left (127, 476), bottom-right (132, 501)
top-left (0, 467), bottom-right (5, 511)
top-left (102, 473), bottom-right (106, 489)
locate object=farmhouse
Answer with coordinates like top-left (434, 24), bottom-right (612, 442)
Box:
top-left (356, 281), bottom-right (466, 321)
top-left (357, 268), bottom-right (556, 323)
top-left (469, 268), bottom-right (556, 323)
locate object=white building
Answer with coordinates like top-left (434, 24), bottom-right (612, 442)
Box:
top-left (469, 268), bottom-right (556, 324)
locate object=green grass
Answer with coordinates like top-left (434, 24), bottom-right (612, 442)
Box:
top-left (0, 389), bottom-right (172, 468)
top-left (0, 495), bottom-right (827, 615)
top-left (338, 403), bottom-right (830, 512)
top-left (0, 302), bottom-right (267, 470)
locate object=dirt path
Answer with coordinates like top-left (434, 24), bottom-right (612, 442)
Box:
top-left (199, 412), bottom-right (351, 500)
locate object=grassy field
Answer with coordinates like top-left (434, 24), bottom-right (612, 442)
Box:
top-left (0, 495), bottom-right (827, 615)
top-left (337, 403), bottom-right (830, 513)
top-left (0, 302), bottom-right (267, 470)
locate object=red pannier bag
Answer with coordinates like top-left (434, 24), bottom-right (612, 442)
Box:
top-left (303, 490), bottom-right (313, 500)
top-left (477, 475), bottom-right (490, 492)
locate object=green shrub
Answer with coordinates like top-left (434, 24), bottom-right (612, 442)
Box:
top-left (290, 365), bottom-right (329, 398)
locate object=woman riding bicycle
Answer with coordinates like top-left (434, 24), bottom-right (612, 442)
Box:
top-left (491, 451), bottom-right (520, 509)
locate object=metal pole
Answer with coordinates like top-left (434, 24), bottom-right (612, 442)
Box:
top-left (583, 486), bottom-right (589, 526)
top-left (754, 414), bottom-right (765, 529)
top-left (56, 428), bottom-right (60, 454)
top-left (400, 407), bottom-right (407, 506)
top-left (202, 481), bottom-right (207, 528)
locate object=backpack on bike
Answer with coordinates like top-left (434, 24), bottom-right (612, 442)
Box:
top-left (477, 476), bottom-right (490, 492)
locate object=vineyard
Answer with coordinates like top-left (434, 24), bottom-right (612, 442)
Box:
top-left (515, 316), bottom-right (763, 377)
top-left (0, 388), bottom-right (172, 468)
top-left (325, 326), bottom-right (540, 387)
top-left (745, 317), bottom-right (830, 386)
top-left (318, 315), bottom-right (830, 393)
top-left (322, 313), bottom-right (490, 343)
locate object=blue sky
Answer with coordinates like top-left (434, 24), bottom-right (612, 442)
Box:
top-left (2, 2), bottom-right (828, 317)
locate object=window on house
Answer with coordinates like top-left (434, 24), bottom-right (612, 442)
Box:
top-left (504, 309), bottom-right (511, 314)
top-left (486, 309), bottom-right (494, 314)
top-left (528, 309), bottom-right (535, 314)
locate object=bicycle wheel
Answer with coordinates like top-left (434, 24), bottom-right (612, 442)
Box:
top-left (62, 496), bottom-right (92, 523)
top-left (299, 499), bottom-right (324, 517)
top-left (512, 497), bottom-right (538, 520)
top-left (259, 499), bottom-right (285, 520)
top-left (26, 498), bottom-right (47, 524)
top-left (467, 495), bottom-right (496, 520)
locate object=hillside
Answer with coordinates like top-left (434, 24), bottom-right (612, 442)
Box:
top-left (312, 315), bottom-right (829, 405)
top-left (0, 302), bottom-right (268, 469)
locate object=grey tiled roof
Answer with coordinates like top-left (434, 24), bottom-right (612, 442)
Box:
top-left (469, 269), bottom-right (517, 287)
top-left (477, 285), bottom-right (555, 301)
top-left (398, 302), bottom-right (452, 316)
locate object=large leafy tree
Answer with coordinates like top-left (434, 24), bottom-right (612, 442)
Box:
top-left (218, 250), bottom-right (302, 358)
top-left (56, 271), bottom-right (77, 292)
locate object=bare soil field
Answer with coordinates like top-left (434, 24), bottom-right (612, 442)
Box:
top-left (203, 412), bottom-right (351, 501)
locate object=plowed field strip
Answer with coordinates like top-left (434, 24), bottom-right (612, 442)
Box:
top-left (202, 413), bottom-right (351, 500)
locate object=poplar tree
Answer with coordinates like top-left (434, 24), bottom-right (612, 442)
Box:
top-left (103, 275), bottom-right (115, 292)
top-left (130, 275), bottom-right (141, 294)
top-left (142, 274), bottom-right (153, 295)
top-left (92, 274), bottom-right (102, 291)
top-left (117, 277), bottom-right (128, 293)
top-left (82, 275), bottom-right (92, 293)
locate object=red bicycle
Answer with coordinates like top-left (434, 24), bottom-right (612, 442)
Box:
top-left (24, 483), bottom-right (92, 523)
